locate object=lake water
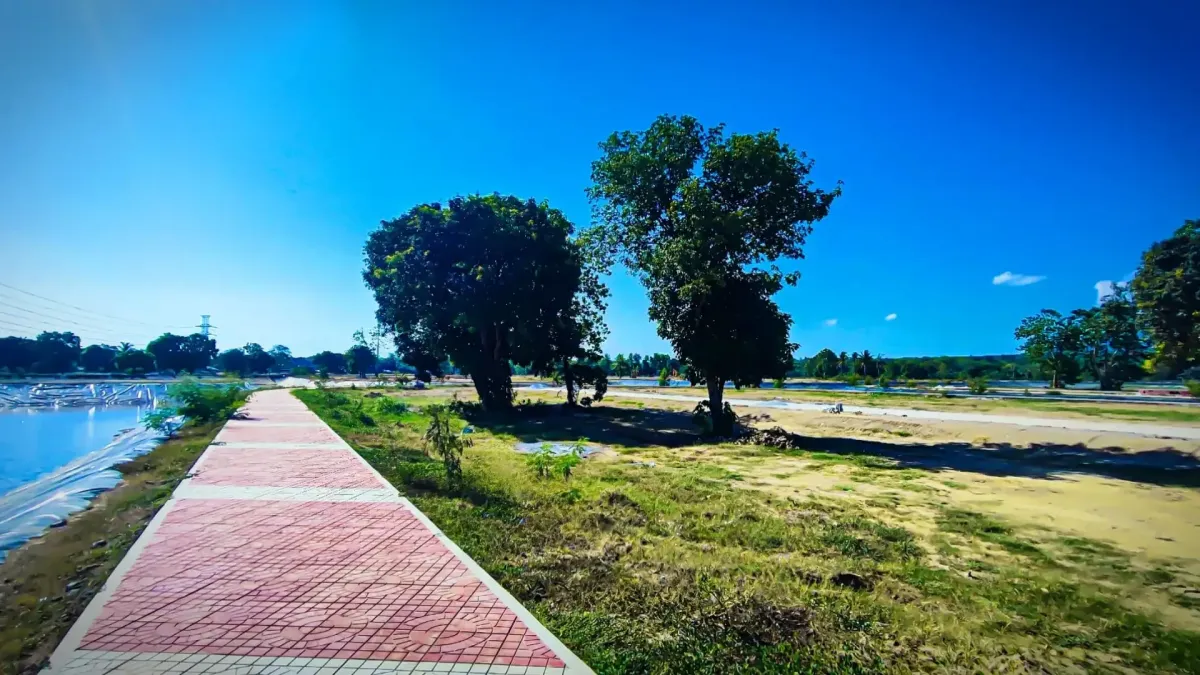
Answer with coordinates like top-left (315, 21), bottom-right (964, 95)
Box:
top-left (0, 405), bottom-right (163, 559)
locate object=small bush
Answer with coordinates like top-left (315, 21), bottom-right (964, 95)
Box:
top-left (372, 397), bottom-right (409, 416)
top-left (772, 377), bottom-right (785, 389)
top-left (691, 401), bottom-right (737, 436)
top-left (423, 404), bottom-right (471, 485)
top-left (657, 367), bottom-right (670, 387)
top-left (290, 366), bottom-right (314, 377)
top-left (1186, 380), bottom-right (1200, 398)
top-left (905, 379), bottom-right (916, 388)
top-left (166, 380), bottom-right (245, 424)
top-left (844, 374), bottom-right (861, 386)
top-left (141, 408), bottom-right (178, 435)
top-left (967, 377), bottom-right (989, 395)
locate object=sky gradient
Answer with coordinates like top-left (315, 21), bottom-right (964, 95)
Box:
top-left (2, 0), bottom-right (1196, 358)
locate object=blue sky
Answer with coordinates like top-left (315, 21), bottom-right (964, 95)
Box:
top-left (1, 0), bottom-right (1196, 358)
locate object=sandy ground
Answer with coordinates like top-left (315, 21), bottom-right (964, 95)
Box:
top-left (599, 388), bottom-right (1200, 440)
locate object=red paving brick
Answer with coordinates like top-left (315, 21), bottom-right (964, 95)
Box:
top-left (52, 389), bottom-right (583, 673)
top-left (193, 448), bottom-right (381, 488)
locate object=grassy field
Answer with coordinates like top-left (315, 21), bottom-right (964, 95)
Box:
top-left (295, 387), bottom-right (1200, 674)
top-left (0, 421), bottom-right (225, 675)
top-left (613, 385), bottom-right (1200, 425)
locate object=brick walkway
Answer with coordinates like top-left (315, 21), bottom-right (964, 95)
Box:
top-left (49, 389), bottom-right (591, 674)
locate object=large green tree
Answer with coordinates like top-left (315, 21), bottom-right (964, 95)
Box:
top-left (33, 331), bottom-right (82, 373)
top-left (114, 345), bottom-right (155, 374)
top-left (588, 115), bottom-right (840, 434)
top-left (243, 343), bottom-right (275, 374)
top-left (216, 348), bottom-right (250, 376)
top-left (80, 344), bottom-right (118, 372)
top-left (363, 194), bottom-right (606, 410)
top-left (1073, 285), bottom-right (1148, 390)
top-left (345, 344), bottom-right (377, 377)
top-left (147, 333), bottom-right (218, 373)
top-left (1132, 219), bottom-right (1200, 375)
top-left (1014, 309), bottom-right (1082, 389)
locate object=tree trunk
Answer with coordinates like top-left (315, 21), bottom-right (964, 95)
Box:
top-left (707, 378), bottom-right (732, 436)
top-left (470, 357), bottom-right (513, 411)
top-left (562, 358), bottom-right (577, 406)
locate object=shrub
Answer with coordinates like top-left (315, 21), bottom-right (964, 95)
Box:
top-left (905, 379), bottom-right (917, 388)
top-left (141, 408), bottom-right (178, 435)
top-left (372, 396), bottom-right (409, 416)
top-left (845, 374), bottom-right (861, 386)
top-left (692, 400), bottom-right (737, 436)
top-left (166, 380), bottom-right (245, 424)
top-left (422, 404), bottom-right (471, 485)
top-left (877, 376), bottom-right (889, 389)
top-left (864, 375), bottom-right (875, 385)
top-left (1186, 380), bottom-right (1200, 398)
top-left (772, 377), bottom-right (785, 389)
top-left (527, 440), bottom-right (586, 481)
top-left (527, 443), bottom-right (556, 479)
top-left (290, 366), bottom-right (314, 377)
top-left (967, 376), bottom-right (989, 395)
top-left (657, 367), bottom-right (670, 387)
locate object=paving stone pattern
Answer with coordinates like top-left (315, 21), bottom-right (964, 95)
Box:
top-left (50, 389), bottom-right (589, 675)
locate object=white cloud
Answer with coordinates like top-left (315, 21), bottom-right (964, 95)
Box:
top-left (823, 318), bottom-right (838, 327)
top-left (993, 271), bottom-right (1046, 287)
top-left (1094, 280), bottom-right (1115, 304)
top-left (885, 313), bottom-right (897, 321)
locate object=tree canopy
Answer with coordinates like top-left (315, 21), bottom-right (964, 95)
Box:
top-left (588, 115), bottom-right (840, 433)
top-left (80, 344), bottom-right (118, 372)
top-left (1014, 310), bottom-right (1082, 389)
top-left (1132, 219), bottom-right (1200, 375)
top-left (1073, 285), bottom-right (1147, 390)
top-left (146, 333), bottom-right (217, 373)
top-left (364, 193), bottom-right (607, 410)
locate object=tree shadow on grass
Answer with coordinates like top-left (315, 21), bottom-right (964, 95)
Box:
top-left (463, 400), bottom-right (1200, 488)
top-left (463, 402), bottom-right (703, 449)
top-left (757, 431), bottom-right (1200, 488)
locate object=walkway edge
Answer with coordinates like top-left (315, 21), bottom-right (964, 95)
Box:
top-left (46, 498), bottom-right (183, 672)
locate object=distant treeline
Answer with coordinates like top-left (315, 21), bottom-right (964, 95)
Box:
top-left (792, 350), bottom-right (1029, 382)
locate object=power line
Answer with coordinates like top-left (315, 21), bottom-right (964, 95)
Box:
top-left (0, 281), bottom-right (192, 330)
top-left (0, 300), bottom-right (153, 342)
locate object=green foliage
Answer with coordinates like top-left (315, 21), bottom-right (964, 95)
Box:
top-left (140, 408), bottom-right (177, 435)
top-left (146, 333), bottom-right (217, 373)
top-left (345, 344), bottom-right (377, 377)
top-left (290, 365), bottom-right (314, 377)
top-left (215, 348), bottom-right (249, 376)
top-left (1132, 219), bottom-right (1200, 375)
top-left (165, 380), bottom-right (246, 423)
top-left (844, 373), bottom-right (860, 386)
top-left (1073, 285), bottom-right (1149, 390)
top-left (364, 194), bottom-right (608, 410)
top-left (371, 396), bottom-right (409, 416)
top-left (1015, 309), bottom-right (1082, 389)
top-left (311, 351), bottom-right (346, 374)
top-left (242, 343), bottom-right (275, 374)
top-left (588, 115), bottom-right (839, 434)
top-left (528, 440), bottom-right (586, 482)
top-left (657, 367), bottom-right (670, 387)
top-left (773, 376), bottom-right (785, 388)
top-left (966, 376), bottom-right (989, 395)
top-left (79, 344), bottom-right (117, 372)
top-left (422, 404), bottom-right (471, 485)
top-left (1186, 381), bottom-right (1200, 398)
top-left (526, 443), bottom-right (556, 479)
top-left (114, 345), bottom-right (155, 374)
